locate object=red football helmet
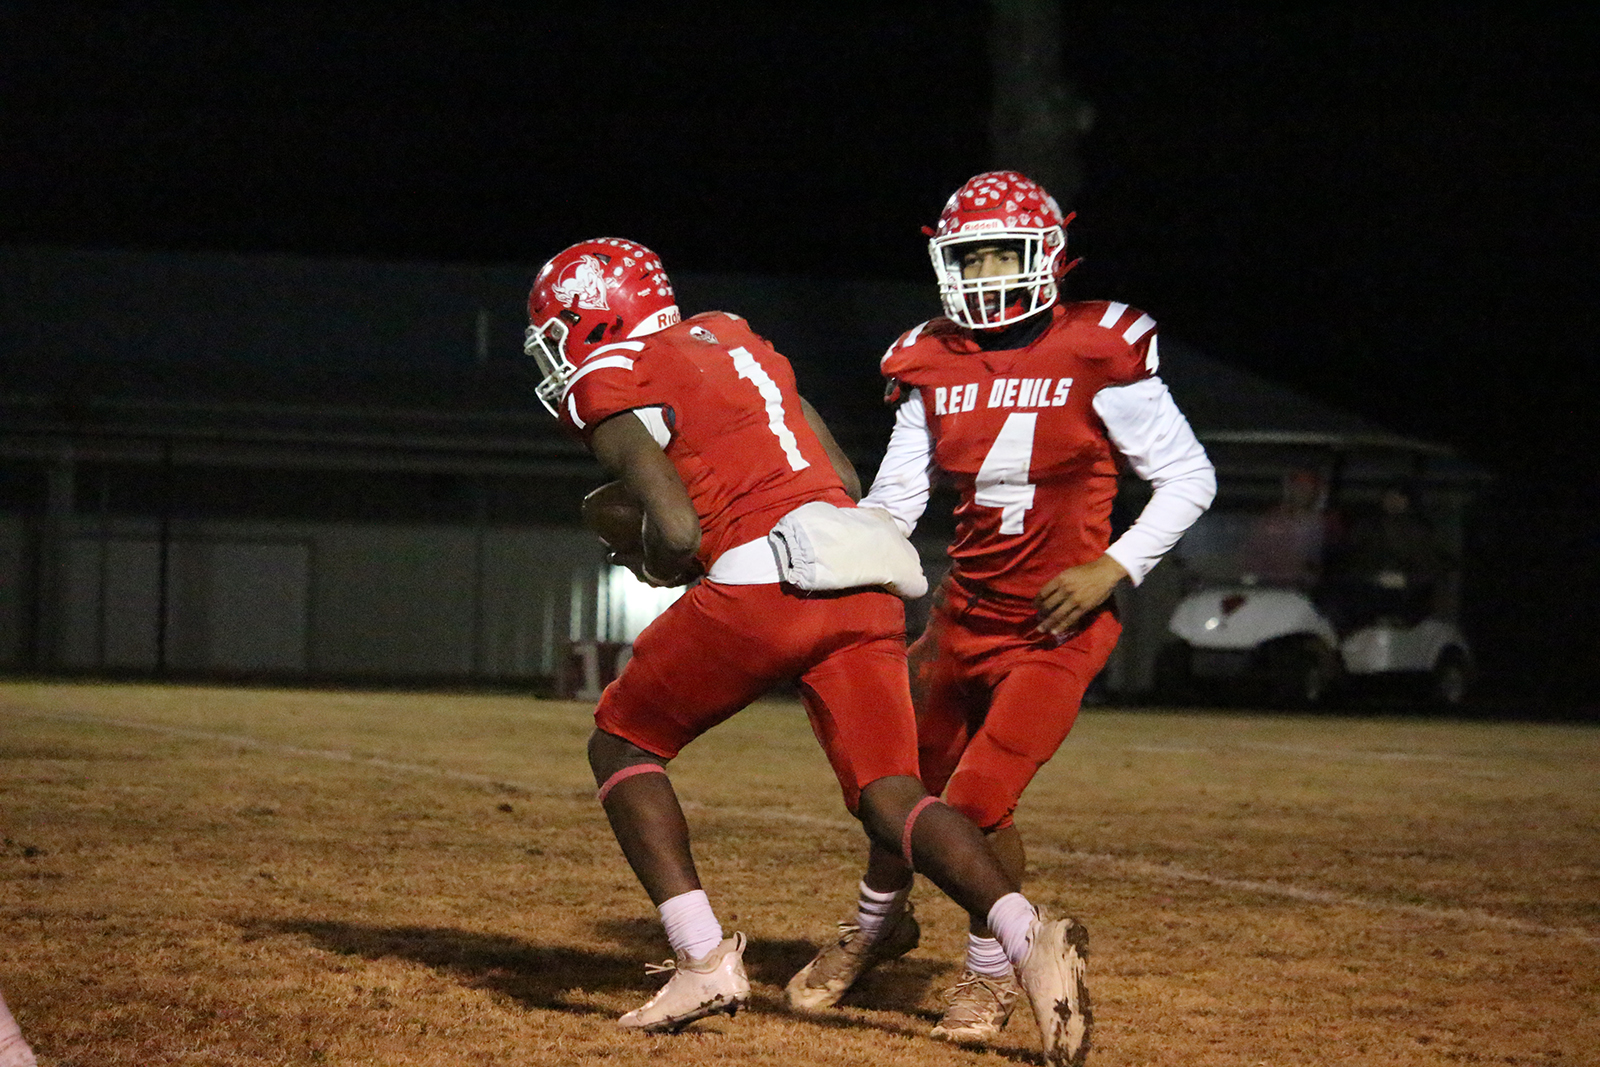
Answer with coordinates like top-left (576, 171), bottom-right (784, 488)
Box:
top-left (525, 238), bottom-right (681, 416)
top-left (926, 170), bottom-right (1076, 330)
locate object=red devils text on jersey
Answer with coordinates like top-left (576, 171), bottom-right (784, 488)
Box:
top-left (881, 300), bottom-right (1156, 617)
top-left (564, 311), bottom-right (853, 568)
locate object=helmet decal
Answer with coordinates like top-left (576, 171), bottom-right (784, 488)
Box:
top-left (551, 254), bottom-right (612, 312)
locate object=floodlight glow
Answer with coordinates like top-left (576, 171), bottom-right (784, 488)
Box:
top-left (602, 565), bottom-right (687, 643)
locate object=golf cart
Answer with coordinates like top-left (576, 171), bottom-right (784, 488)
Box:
top-left (1152, 434), bottom-right (1478, 709)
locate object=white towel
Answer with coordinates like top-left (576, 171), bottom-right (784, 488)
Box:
top-left (768, 501), bottom-right (928, 600)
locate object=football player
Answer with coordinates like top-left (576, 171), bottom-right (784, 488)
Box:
top-left (527, 237), bottom-right (1092, 1064)
top-left (786, 172), bottom-right (1216, 1048)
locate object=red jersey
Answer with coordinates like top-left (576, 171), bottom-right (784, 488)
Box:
top-left (880, 301), bottom-right (1156, 616)
top-left (564, 311), bottom-right (854, 569)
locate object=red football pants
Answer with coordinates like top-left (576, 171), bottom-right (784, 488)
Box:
top-left (595, 580), bottom-right (919, 813)
top-left (910, 586), bottom-right (1121, 831)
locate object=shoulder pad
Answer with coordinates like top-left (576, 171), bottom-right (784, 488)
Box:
top-left (1075, 300), bottom-right (1157, 345)
top-left (1061, 300), bottom-right (1159, 380)
top-left (880, 317), bottom-right (970, 375)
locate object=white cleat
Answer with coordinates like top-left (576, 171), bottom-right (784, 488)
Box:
top-left (785, 902), bottom-right (920, 1011)
top-left (1016, 916), bottom-right (1092, 1066)
top-left (618, 932), bottom-right (750, 1034)
top-left (0, 1035), bottom-right (38, 1067)
top-left (930, 967), bottom-right (1021, 1044)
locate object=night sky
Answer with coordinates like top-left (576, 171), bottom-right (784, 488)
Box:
top-left (3, 3), bottom-right (1596, 504)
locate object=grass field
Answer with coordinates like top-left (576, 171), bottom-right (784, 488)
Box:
top-left (2, 680), bottom-right (1596, 1066)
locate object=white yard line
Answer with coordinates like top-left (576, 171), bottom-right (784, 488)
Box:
top-left (701, 802), bottom-right (1600, 945)
top-left (1029, 846), bottom-right (1600, 945)
top-left (9, 705), bottom-right (1598, 946)
top-left (5, 709), bottom-right (560, 796)
top-left (1087, 740), bottom-right (1484, 763)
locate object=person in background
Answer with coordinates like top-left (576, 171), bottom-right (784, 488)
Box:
top-left (1321, 483), bottom-right (1452, 631)
top-left (786, 171), bottom-right (1215, 1049)
top-left (525, 236), bottom-right (1093, 1064)
top-left (1240, 467), bottom-right (1333, 589)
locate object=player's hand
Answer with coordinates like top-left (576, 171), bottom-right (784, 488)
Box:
top-left (1034, 554), bottom-right (1129, 636)
top-left (640, 557), bottom-right (705, 588)
top-left (611, 547), bottom-right (703, 588)
top-left (605, 547), bottom-right (655, 585)
top-left (640, 523), bottom-right (704, 587)
top-left (610, 551), bottom-right (675, 588)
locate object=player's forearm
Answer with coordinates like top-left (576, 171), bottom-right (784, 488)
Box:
top-left (589, 412), bottom-right (702, 572)
top-left (1094, 376), bottom-right (1216, 585)
top-left (1106, 457), bottom-right (1216, 584)
top-left (631, 467), bottom-right (700, 569)
top-left (800, 396), bottom-right (861, 500)
top-left (859, 389), bottom-right (933, 535)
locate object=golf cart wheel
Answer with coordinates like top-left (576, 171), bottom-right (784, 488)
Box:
top-left (1430, 647), bottom-right (1472, 708)
top-left (1263, 636), bottom-right (1339, 709)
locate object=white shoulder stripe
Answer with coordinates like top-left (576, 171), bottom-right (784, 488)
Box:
top-left (881, 319), bottom-right (933, 367)
top-left (1122, 313), bottom-right (1156, 345)
top-left (567, 349), bottom-right (640, 391)
top-left (1099, 301), bottom-right (1128, 328)
top-left (561, 346), bottom-right (644, 427)
top-left (588, 340), bottom-right (647, 360)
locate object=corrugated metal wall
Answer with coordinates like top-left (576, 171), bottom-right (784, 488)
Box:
top-left (1, 509), bottom-right (617, 687)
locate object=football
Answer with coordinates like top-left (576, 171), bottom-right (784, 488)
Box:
top-left (581, 480), bottom-right (645, 557)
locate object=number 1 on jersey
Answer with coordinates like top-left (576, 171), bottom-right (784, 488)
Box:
top-left (974, 412), bottom-right (1037, 534)
top-left (727, 345), bottom-right (810, 472)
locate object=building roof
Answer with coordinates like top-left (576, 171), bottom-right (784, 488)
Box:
top-left (1, 244), bottom-right (1478, 485)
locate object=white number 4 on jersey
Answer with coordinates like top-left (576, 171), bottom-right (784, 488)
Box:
top-left (973, 412), bottom-right (1037, 534)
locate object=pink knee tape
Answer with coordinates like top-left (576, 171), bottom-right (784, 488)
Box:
top-left (596, 763), bottom-right (667, 803)
top-left (901, 795), bottom-right (942, 869)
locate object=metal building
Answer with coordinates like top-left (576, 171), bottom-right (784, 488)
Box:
top-left (0, 245), bottom-right (1483, 695)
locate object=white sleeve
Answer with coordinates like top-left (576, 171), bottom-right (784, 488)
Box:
top-left (1093, 376), bottom-right (1217, 586)
top-left (858, 388), bottom-right (934, 537)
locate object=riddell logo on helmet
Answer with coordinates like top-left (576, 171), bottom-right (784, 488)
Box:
top-left (628, 307), bottom-right (682, 338)
top-left (957, 219), bottom-right (1006, 233)
top-left (551, 255), bottom-right (611, 312)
